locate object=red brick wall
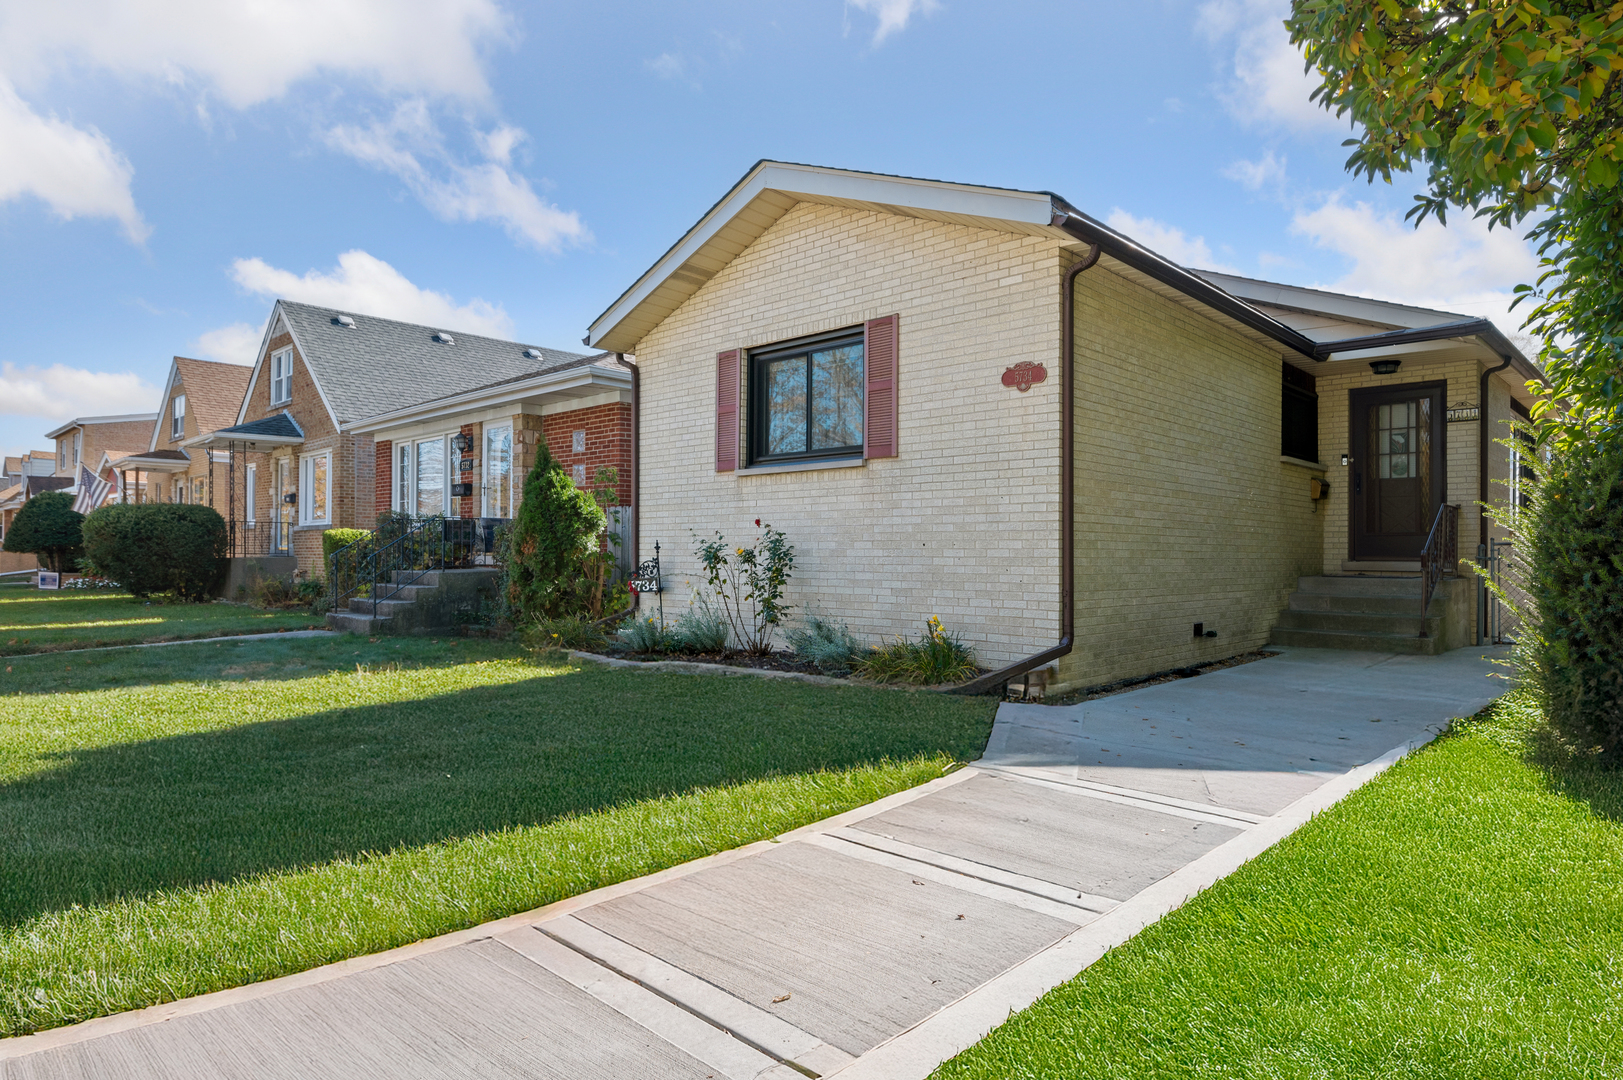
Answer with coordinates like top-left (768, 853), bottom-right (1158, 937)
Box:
top-left (540, 402), bottom-right (632, 505)
top-left (457, 424), bottom-right (477, 518)
top-left (375, 439), bottom-right (392, 518)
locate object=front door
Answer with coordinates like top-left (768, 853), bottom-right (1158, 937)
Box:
top-left (273, 457), bottom-right (293, 555)
top-left (1350, 382), bottom-right (1446, 560)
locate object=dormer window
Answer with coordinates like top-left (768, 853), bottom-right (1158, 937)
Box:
top-left (171, 394), bottom-right (187, 440)
top-left (270, 348), bottom-right (294, 405)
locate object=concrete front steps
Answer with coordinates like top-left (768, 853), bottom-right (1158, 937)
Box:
top-left (1270, 574), bottom-right (1472, 655)
top-left (326, 568), bottom-right (500, 636)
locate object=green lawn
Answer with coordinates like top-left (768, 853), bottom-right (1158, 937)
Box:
top-left (932, 691), bottom-right (1623, 1080)
top-left (0, 590), bottom-right (322, 656)
top-left (0, 635), bottom-right (994, 1038)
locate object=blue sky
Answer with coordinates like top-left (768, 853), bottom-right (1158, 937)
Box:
top-left (0, 0), bottom-right (1541, 459)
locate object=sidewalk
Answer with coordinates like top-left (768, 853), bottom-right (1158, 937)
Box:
top-left (0, 646), bottom-right (1508, 1080)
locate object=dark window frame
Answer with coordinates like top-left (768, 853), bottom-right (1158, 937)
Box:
top-left (1281, 362), bottom-right (1319, 463)
top-left (747, 325), bottom-right (866, 466)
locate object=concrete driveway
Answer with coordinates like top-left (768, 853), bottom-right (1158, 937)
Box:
top-left (0, 646), bottom-right (1508, 1080)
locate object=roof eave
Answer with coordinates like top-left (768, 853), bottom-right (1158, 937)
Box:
top-left (346, 365), bottom-right (633, 434)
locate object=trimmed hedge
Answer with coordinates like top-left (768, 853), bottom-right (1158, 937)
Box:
top-left (81, 503), bottom-right (228, 600)
top-left (0, 492), bottom-right (83, 572)
top-left (1513, 429), bottom-right (1623, 761)
top-left (323, 529), bottom-right (371, 564)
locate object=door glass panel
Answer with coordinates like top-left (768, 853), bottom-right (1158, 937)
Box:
top-left (483, 426), bottom-right (512, 518)
top-left (415, 439), bottom-right (444, 516)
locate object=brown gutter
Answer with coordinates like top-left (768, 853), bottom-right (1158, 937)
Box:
top-left (953, 239), bottom-right (1102, 696)
top-left (1479, 355), bottom-right (1513, 547)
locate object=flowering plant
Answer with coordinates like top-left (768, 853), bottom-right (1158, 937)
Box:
top-left (692, 520), bottom-right (795, 655)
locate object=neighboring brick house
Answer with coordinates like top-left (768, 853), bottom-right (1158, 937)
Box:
top-left (194, 300), bottom-right (620, 575)
top-left (97, 357), bottom-right (255, 512)
top-left (345, 352), bottom-right (632, 529)
top-left (44, 414), bottom-right (156, 481)
top-left (584, 161), bottom-right (1541, 694)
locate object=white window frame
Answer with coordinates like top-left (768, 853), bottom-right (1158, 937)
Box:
top-left (270, 348), bottom-right (294, 406)
top-left (482, 425), bottom-right (513, 518)
top-left (299, 450), bottom-right (332, 526)
top-left (73, 431), bottom-right (82, 468)
top-left (246, 463), bottom-right (257, 524)
top-left (171, 394), bottom-right (187, 441)
top-left (393, 434), bottom-right (452, 517)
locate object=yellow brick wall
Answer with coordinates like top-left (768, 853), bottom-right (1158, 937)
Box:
top-left (1062, 266), bottom-right (1324, 690)
top-left (634, 202), bottom-right (1065, 667)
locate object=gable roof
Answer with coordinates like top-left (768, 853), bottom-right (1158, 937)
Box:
top-left (585, 160), bottom-right (1320, 358)
top-left (44, 414), bottom-right (158, 440)
top-left (149, 357), bottom-right (253, 451)
top-left (240, 301), bottom-right (600, 429)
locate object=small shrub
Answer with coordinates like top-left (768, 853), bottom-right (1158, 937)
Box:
top-left (80, 503), bottom-right (227, 600)
top-left (693, 520), bottom-right (795, 655)
top-left (671, 593), bottom-right (731, 653)
top-left (787, 615), bottom-right (863, 674)
top-left (1, 491), bottom-right (84, 572)
top-left (250, 576), bottom-right (302, 608)
top-left (523, 616), bottom-right (607, 652)
top-left (322, 528), bottom-right (371, 562)
top-left (618, 615), bottom-right (676, 654)
top-left (856, 616), bottom-right (981, 685)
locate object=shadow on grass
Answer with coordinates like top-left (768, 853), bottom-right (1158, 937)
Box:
top-left (0, 662), bottom-right (993, 927)
top-left (1522, 721), bottom-right (1623, 822)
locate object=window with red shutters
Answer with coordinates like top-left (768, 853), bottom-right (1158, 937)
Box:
top-left (864, 314), bottom-right (898, 459)
top-left (716, 349), bottom-right (740, 472)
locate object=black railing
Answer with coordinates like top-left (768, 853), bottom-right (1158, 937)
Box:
top-left (1418, 503), bottom-right (1459, 638)
top-left (328, 517), bottom-right (484, 617)
top-left (224, 520), bottom-right (290, 559)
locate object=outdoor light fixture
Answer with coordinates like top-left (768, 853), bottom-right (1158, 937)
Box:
top-left (451, 432), bottom-right (474, 454)
top-left (1369, 359), bottom-right (1402, 375)
top-left (1341, 453), bottom-right (1350, 467)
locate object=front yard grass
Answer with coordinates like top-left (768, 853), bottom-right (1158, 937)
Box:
top-left (0, 590), bottom-right (321, 656)
top-left (932, 690), bottom-right (1623, 1080)
top-left (0, 635), bottom-right (994, 1038)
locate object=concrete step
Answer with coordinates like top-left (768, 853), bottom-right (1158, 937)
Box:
top-left (1288, 592), bottom-right (1441, 617)
top-left (1339, 560), bottom-right (1421, 573)
top-left (1268, 625), bottom-right (1445, 655)
top-left (1295, 574), bottom-right (1429, 599)
top-left (326, 611), bottom-right (390, 635)
top-left (348, 597), bottom-right (416, 616)
top-left (1275, 609), bottom-right (1438, 635)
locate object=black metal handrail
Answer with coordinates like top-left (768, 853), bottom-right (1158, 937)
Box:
top-left (328, 517), bottom-right (481, 616)
top-left (1418, 503), bottom-right (1459, 638)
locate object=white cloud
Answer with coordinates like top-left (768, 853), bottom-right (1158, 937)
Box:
top-left (1197, 0), bottom-right (1342, 131)
top-left (325, 102), bottom-right (588, 251)
top-left (1223, 150), bottom-right (1288, 192)
top-left (192, 322), bottom-right (264, 366)
top-left (0, 77), bottom-right (148, 242)
top-left (0, 362), bottom-right (158, 423)
top-left (0, 0), bottom-right (511, 109)
top-left (847, 0), bottom-right (939, 44)
top-left (229, 249), bottom-right (514, 338)
top-left (1105, 209), bottom-right (1240, 273)
top-left (1290, 195), bottom-right (1540, 334)
top-left (647, 53), bottom-right (689, 81)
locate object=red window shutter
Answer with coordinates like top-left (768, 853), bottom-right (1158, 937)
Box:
top-left (716, 349), bottom-right (740, 472)
top-left (864, 315), bottom-right (899, 459)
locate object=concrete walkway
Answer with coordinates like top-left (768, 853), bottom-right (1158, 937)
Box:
top-left (0, 646), bottom-right (1509, 1080)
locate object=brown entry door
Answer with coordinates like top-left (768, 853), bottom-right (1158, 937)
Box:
top-left (1350, 382), bottom-right (1446, 560)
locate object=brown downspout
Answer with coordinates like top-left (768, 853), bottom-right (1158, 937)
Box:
top-left (954, 239), bottom-right (1103, 696)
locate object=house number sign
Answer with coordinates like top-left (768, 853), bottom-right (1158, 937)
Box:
top-left (1445, 405), bottom-right (1481, 423)
top-left (629, 544), bottom-right (663, 594)
top-left (1001, 361), bottom-right (1047, 392)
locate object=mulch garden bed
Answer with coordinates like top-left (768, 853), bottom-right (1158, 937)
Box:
top-left (598, 645), bottom-right (832, 676)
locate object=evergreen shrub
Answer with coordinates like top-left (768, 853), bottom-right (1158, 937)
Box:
top-left (1, 492), bottom-right (84, 572)
top-left (1510, 430), bottom-right (1623, 761)
top-left (80, 503), bottom-right (228, 600)
top-left (505, 441), bottom-right (604, 621)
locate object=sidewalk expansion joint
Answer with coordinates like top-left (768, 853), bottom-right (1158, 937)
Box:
top-left (976, 766), bottom-right (1264, 828)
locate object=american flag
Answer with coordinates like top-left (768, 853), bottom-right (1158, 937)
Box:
top-left (72, 464), bottom-right (111, 516)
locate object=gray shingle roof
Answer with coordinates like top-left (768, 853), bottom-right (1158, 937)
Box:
top-left (275, 301), bottom-right (603, 425)
top-left (216, 414), bottom-right (304, 439)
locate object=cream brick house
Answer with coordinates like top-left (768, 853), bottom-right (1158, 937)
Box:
top-left (585, 161), bottom-right (1540, 694)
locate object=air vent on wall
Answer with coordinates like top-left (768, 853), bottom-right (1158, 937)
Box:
top-left (524, 348), bottom-right (544, 360)
top-left (434, 331), bottom-right (455, 344)
top-left (333, 315), bottom-right (356, 328)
